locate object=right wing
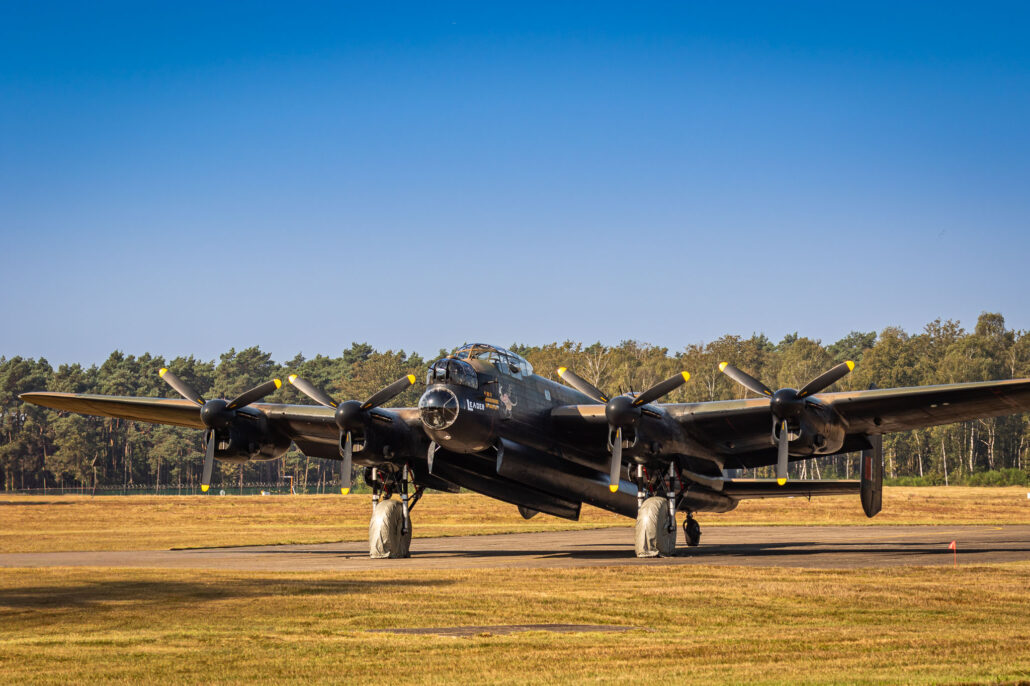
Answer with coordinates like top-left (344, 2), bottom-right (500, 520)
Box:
top-left (20, 392), bottom-right (206, 429)
top-left (19, 391), bottom-right (422, 459)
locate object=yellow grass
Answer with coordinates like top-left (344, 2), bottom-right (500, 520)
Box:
top-left (1, 563), bottom-right (1029, 684)
top-left (0, 487), bottom-right (1027, 553)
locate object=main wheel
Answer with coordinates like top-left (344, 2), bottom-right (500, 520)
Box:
top-left (634, 496), bottom-right (676, 558)
top-left (369, 498), bottom-right (412, 559)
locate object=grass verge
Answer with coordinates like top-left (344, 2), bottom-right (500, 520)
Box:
top-left (1, 563), bottom-right (1029, 684)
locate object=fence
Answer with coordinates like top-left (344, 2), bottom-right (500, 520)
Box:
top-left (4, 481), bottom-right (374, 496)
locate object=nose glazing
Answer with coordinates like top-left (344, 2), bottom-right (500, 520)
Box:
top-left (419, 387), bottom-right (460, 430)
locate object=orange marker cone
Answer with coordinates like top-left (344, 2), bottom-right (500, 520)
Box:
top-left (948, 540), bottom-right (957, 567)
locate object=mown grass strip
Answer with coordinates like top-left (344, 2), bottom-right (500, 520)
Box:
top-left (1, 563), bottom-right (1029, 684)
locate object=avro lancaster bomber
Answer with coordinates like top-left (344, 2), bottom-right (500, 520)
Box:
top-left (21, 342), bottom-right (1030, 557)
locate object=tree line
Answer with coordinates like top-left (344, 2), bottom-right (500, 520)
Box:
top-left (2, 312), bottom-right (1029, 492)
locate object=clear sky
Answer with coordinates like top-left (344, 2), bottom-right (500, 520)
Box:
top-left (2, 2), bottom-right (1029, 365)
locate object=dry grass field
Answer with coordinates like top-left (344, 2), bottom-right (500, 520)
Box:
top-left (1, 488), bottom-right (1029, 684)
top-left (1, 563), bottom-right (1029, 684)
top-left (0, 486), bottom-right (1027, 553)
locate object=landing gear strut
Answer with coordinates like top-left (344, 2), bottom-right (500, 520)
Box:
top-left (366, 464), bottom-right (424, 559)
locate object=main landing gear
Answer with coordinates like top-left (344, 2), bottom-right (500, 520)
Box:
top-left (365, 464), bottom-right (424, 559)
top-left (631, 462), bottom-right (702, 557)
top-left (634, 462), bottom-right (684, 558)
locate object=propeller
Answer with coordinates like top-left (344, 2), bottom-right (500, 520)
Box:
top-left (718, 360), bottom-right (855, 485)
top-left (158, 368), bottom-right (282, 493)
top-left (288, 373), bottom-right (417, 494)
top-left (557, 367), bottom-right (690, 493)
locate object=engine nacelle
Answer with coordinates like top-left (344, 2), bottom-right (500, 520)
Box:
top-left (789, 400), bottom-right (847, 456)
top-left (207, 408), bottom-right (291, 464)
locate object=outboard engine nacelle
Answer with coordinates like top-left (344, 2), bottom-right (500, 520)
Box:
top-left (207, 408), bottom-right (291, 463)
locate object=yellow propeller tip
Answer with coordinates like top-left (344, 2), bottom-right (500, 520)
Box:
top-left (288, 374), bottom-right (297, 383)
top-left (159, 368), bottom-right (167, 377)
top-left (273, 378), bottom-right (282, 389)
top-left (718, 362), bottom-right (728, 372)
top-left (201, 484), bottom-right (209, 492)
top-left (776, 478), bottom-right (787, 486)
top-left (845, 360), bottom-right (855, 371)
top-left (680, 371), bottom-right (691, 382)
top-left (406, 374), bottom-right (416, 384)
top-left (608, 484), bottom-right (619, 493)
top-left (340, 488), bottom-right (350, 495)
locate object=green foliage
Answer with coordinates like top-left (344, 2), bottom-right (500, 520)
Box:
top-left (962, 468), bottom-right (1030, 487)
top-left (3, 312), bottom-right (1030, 489)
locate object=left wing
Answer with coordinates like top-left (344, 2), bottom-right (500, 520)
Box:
top-left (553, 377), bottom-right (1030, 458)
top-left (824, 379), bottom-right (1030, 434)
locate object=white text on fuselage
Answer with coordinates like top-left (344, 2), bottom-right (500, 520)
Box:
top-left (466, 399), bottom-right (486, 411)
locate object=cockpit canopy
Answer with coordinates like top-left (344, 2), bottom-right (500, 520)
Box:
top-left (452, 343), bottom-right (534, 377)
top-left (426, 357), bottom-right (478, 389)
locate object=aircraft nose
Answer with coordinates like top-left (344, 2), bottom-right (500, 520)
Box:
top-left (419, 387), bottom-right (460, 430)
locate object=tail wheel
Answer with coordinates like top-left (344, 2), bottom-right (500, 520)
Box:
top-left (683, 516), bottom-right (701, 547)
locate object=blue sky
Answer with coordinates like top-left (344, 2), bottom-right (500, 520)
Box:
top-left (2, 2), bottom-right (1029, 365)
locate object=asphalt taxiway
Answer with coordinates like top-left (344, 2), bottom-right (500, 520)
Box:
top-left (1, 525), bottom-right (1028, 570)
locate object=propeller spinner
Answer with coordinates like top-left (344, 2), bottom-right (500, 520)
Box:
top-left (158, 368), bottom-right (282, 492)
top-left (718, 360), bottom-right (854, 485)
top-left (288, 373), bottom-right (417, 494)
top-left (556, 367), bottom-right (690, 492)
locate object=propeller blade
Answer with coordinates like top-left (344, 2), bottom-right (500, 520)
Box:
top-left (226, 379), bottom-right (283, 410)
top-left (159, 368), bottom-right (204, 405)
top-left (201, 429), bottom-right (216, 493)
top-left (632, 372), bottom-right (690, 407)
top-left (556, 367), bottom-right (609, 404)
top-left (797, 361), bottom-right (855, 398)
top-left (609, 426), bottom-right (622, 493)
top-left (340, 431), bottom-right (353, 495)
top-left (776, 420), bottom-right (788, 486)
top-left (287, 374), bottom-right (338, 408)
top-left (718, 362), bottom-right (773, 397)
top-left (361, 374), bottom-right (417, 410)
